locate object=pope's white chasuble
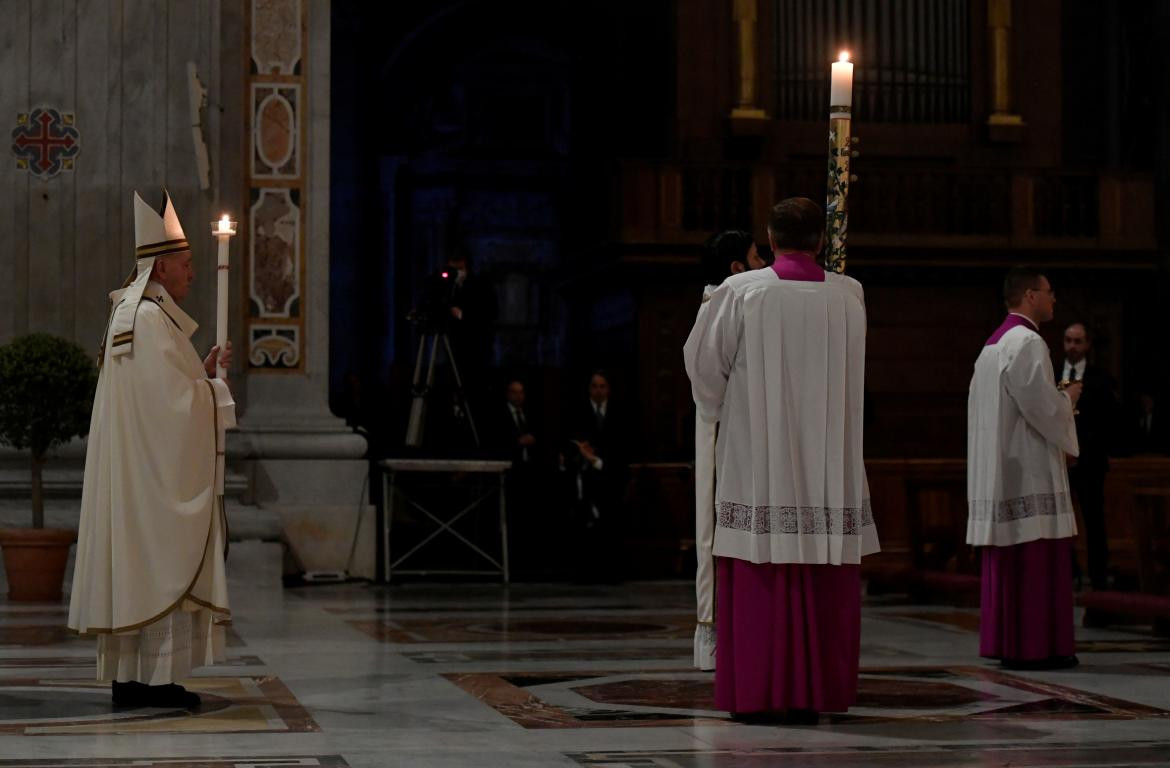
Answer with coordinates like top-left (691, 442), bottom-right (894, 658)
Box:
top-left (68, 281), bottom-right (235, 684)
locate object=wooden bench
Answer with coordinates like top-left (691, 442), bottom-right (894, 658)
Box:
top-left (1079, 482), bottom-right (1170, 635)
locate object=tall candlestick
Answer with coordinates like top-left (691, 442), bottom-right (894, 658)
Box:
top-left (825, 51), bottom-right (855, 274)
top-left (211, 215), bottom-right (237, 379)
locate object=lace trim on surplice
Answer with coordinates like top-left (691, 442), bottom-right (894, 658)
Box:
top-left (968, 492), bottom-right (1071, 523)
top-left (716, 499), bottom-right (874, 536)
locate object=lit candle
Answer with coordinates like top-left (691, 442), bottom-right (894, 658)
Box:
top-left (210, 214), bottom-right (237, 379)
top-left (830, 50), bottom-right (853, 110)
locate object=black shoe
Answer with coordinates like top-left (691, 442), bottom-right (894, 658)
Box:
top-left (729, 710), bottom-right (784, 724)
top-left (145, 683), bottom-right (201, 709)
top-left (111, 681), bottom-right (200, 709)
top-left (111, 680), bottom-right (149, 707)
top-left (783, 708), bottom-right (820, 725)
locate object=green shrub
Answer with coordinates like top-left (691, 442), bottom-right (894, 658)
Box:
top-left (0, 334), bottom-right (97, 527)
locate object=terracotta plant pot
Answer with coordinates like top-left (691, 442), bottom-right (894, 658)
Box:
top-left (0, 528), bottom-right (78, 602)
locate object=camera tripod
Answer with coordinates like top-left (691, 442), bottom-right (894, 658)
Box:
top-left (404, 330), bottom-right (481, 449)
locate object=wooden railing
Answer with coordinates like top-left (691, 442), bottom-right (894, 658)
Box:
top-left (618, 162), bottom-right (1156, 252)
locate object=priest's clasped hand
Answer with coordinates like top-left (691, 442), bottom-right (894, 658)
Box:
top-left (575, 440), bottom-right (598, 463)
top-left (203, 341), bottom-right (233, 379)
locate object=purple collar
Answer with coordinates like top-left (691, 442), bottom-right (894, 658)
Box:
top-left (986, 313), bottom-right (1039, 346)
top-left (770, 252), bottom-right (825, 282)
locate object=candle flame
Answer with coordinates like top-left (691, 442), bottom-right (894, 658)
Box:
top-left (838, 50), bottom-right (851, 62)
top-left (218, 215), bottom-right (231, 233)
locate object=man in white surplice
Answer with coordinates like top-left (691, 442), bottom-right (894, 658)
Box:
top-left (693, 229), bottom-right (767, 670)
top-left (68, 191), bottom-right (236, 709)
top-left (967, 267), bottom-right (1082, 670)
top-left (685, 197), bottom-right (878, 717)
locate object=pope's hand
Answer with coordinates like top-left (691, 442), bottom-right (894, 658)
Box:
top-left (204, 341), bottom-right (233, 378)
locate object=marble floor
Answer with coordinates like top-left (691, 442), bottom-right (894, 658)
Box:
top-left (1, 543), bottom-right (1169, 766)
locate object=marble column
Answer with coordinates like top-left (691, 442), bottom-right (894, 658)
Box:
top-left (231, 0), bottom-right (370, 575)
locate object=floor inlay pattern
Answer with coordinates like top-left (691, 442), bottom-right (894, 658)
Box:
top-left (0, 759), bottom-right (348, 768)
top-left (0, 675), bottom-right (317, 735)
top-left (446, 665), bottom-right (1170, 729)
top-left (566, 741), bottom-right (1170, 767)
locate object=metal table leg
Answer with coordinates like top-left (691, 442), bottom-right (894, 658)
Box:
top-left (499, 471), bottom-right (510, 583)
top-left (384, 470), bottom-right (395, 582)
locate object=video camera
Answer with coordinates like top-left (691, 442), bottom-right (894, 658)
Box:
top-left (407, 267), bottom-right (460, 331)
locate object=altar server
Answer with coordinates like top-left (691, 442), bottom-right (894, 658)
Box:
top-left (684, 197), bottom-right (879, 720)
top-left (967, 267), bottom-right (1082, 670)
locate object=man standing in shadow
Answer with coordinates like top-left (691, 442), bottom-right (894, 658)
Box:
top-left (562, 370), bottom-right (629, 580)
top-left (1058, 322), bottom-right (1116, 591)
top-left (493, 378), bottom-right (545, 571)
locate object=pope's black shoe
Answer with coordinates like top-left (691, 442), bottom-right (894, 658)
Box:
top-left (111, 680), bottom-right (149, 707)
top-left (149, 683), bottom-right (201, 709)
top-left (112, 681), bottom-right (201, 709)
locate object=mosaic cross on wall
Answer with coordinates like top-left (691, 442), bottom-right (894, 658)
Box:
top-left (10, 107), bottom-right (79, 180)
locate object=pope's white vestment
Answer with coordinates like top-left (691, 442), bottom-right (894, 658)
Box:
top-left (68, 281), bottom-right (235, 685)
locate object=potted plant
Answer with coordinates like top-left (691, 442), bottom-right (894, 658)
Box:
top-left (0, 333), bottom-right (97, 601)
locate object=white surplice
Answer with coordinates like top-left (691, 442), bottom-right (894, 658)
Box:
top-left (693, 284), bottom-right (718, 670)
top-left (966, 322), bottom-right (1079, 547)
top-left (69, 281), bottom-right (236, 684)
top-left (683, 270), bottom-right (879, 565)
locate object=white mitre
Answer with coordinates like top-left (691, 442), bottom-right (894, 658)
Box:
top-left (107, 190), bottom-right (189, 357)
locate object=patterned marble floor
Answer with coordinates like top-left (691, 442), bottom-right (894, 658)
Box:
top-left (1, 543), bottom-right (1169, 767)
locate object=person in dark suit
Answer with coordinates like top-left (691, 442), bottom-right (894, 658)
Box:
top-left (1057, 322), bottom-right (1116, 590)
top-left (1129, 390), bottom-right (1170, 456)
top-left (561, 370), bottom-right (629, 578)
top-left (491, 378), bottom-right (546, 570)
top-left (495, 378), bottom-right (540, 466)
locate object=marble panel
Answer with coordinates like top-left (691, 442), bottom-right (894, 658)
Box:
top-left (251, 0), bottom-right (302, 75)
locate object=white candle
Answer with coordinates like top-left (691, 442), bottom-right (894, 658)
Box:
top-left (830, 50), bottom-right (853, 110)
top-left (211, 215), bottom-right (236, 379)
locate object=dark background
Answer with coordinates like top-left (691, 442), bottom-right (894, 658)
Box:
top-left (329, 0), bottom-right (1170, 464)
